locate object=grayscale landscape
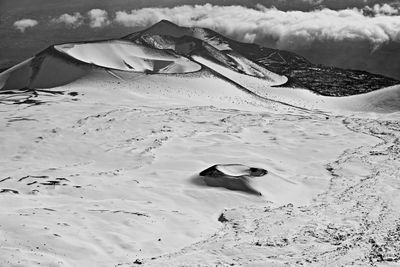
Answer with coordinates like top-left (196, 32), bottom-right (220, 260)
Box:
top-left (0, 1), bottom-right (400, 266)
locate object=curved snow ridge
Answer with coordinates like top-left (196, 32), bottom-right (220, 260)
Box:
top-left (225, 52), bottom-right (284, 82)
top-left (192, 55), bottom-right (287, 88)
top-left (54, 40), bottom-right (201, 74)
top-left (340, 84), bottom-right (400, 113)
top-left (200, 164), bottom-right (267, 178)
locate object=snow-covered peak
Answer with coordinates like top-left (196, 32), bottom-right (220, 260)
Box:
top-left (124, 20), bottom-right (232, 51)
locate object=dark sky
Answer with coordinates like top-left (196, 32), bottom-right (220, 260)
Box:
top-left (1, 0), bottom-right (400, 79)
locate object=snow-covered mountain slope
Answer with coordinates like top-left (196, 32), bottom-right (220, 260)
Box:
top-left (0, 39), bottom-right (202, 91)
top-left (124, 20), bottom-right (232, 51)
top-left (0, 31), bottom-right (286, 93)
top-left (0, 51), bottom-right (91, 92)
top-left (126, 21), bottom-right (288, 85)
top-left (1, 20), bottom-right (400, 266)
top-left (125, 20), bottom-right (399, 97)
top-left (1, 69), bottom-right (389, 266)
top-left (2, 19), bottom-right (399, 114)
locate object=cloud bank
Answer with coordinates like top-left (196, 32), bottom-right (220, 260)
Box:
top-left (365, 3), bottom-right (399, 15)
top-left (51, 12), bottom-right (83, 28)
top-left (114, 4), bottom-right (400, 50)
top-left (14, 4), bottom-right (400, 50)
top-left (13, 19), bottom-right (38, 32)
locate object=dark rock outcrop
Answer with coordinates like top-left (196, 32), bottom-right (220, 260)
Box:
top-left (199, 164), bottom-right (267, 195)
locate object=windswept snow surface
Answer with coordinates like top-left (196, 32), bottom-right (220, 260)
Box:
top-left (258, 84), bottom-right (400, 114)
top-left (1, 68), bottom-right (399, 266)
top-left (192, 55), bottom-right (400, 114)
top-left (1, 28), bottom-right (400, 266)
top-left (192, 55), bottom-right (288, 88)
top-left (55, 40), bottom-right (201, 73)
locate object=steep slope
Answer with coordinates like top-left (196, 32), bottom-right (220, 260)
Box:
top-left (0, 48), bottom-right (92, 91)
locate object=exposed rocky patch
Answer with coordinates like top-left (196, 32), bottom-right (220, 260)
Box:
top-left (197, 164), bottom-right (267, 195)
top-left (0, 89), bottom-right (78, 107)
top-left (248, 47), bottom-right (400, 96)
top-left (0, 175), bottom-right (81, 195)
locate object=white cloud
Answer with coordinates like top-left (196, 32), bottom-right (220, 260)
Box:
top-left (51, 12), bottom-right (83, 28)
top-left (114, 4), bottom-right (400, 50)
top-left (372, 3), bottom-right (398, 15)
top-left (13, 19), bottom-right (38, 32)
top-left (87, 9), bottom-right (110, 28)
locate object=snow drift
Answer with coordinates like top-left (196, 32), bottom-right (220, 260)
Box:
top-left (54, 40), bottom-right (201, 73)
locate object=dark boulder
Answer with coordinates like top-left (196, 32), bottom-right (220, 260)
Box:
top-left (198, 164), bottom-right (267, 195)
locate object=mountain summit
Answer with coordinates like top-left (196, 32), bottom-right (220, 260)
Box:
top-left (0, 20), bottom-right (398, 96)
top-left (125, 19), bottom-right (194, 39)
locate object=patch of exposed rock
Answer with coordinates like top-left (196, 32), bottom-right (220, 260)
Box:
top-left (198, 164), bottom-right (267, 195)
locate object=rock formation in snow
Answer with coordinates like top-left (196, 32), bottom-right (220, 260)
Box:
top-left (198, 164), bottom-right (267, 195)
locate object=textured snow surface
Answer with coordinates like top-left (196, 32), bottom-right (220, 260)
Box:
top-left (1, 68), bottom-right (399, 266)
top-left (259, 84), bottom-right (400, 114)
top-left (191, 28), bottom-right (232, 51)
top-left (55, 40), bottom-right (201, 73)
top-left (1, 18), bottom-right (400, 265)
top-left (0, 40), bottom-right (202, 91)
